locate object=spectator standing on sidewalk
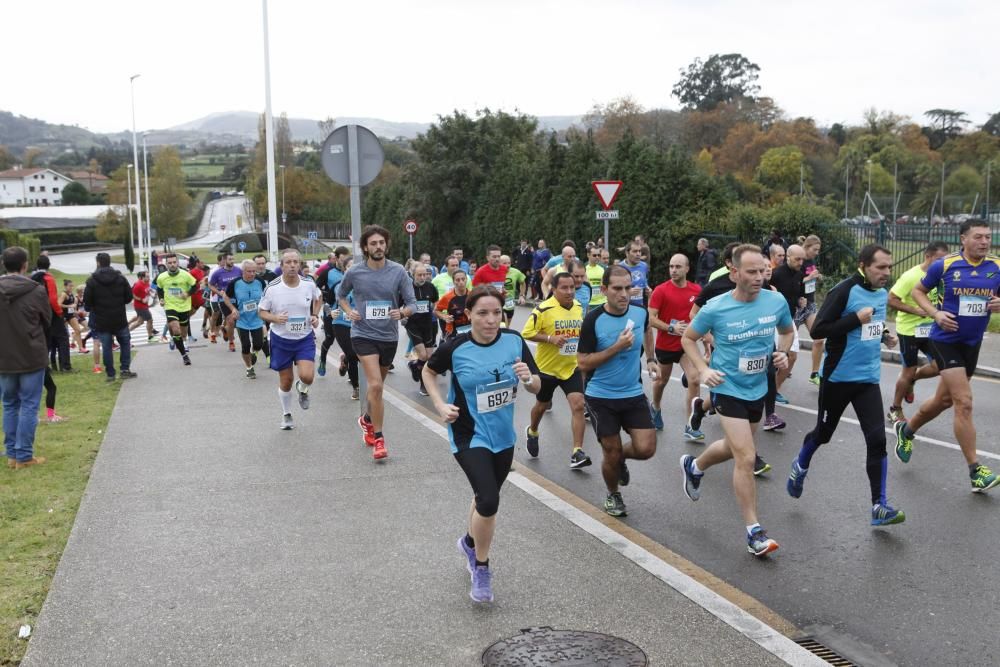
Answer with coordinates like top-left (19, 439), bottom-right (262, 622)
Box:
top-left (1, 246), bottom-right (52, 468)
top-left (694, 238), bottom-right (718, 286)
top-left (32, 255), bottom-right (70, 371)
top-left (84, 252), bottom-right (136, 383)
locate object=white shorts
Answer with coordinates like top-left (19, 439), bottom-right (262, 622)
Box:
top-left (774, 326), bottom-right (800, 353)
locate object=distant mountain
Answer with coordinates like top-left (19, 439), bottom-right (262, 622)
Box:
top-left (0, 109), bottom-right (587, 158)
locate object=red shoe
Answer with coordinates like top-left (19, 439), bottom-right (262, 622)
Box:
top-left (905, 381), bottom-right (915, 404)
top-left (358, 414), bottom-right (375, 446)
top-left (228, 340), bottom-right (236, 352)
top-left (92, 365), bottom-right (103, 374)
top-left (210, 334), bottom-right (217, 344)
top-left (373, 437), bottom-right (388, 460)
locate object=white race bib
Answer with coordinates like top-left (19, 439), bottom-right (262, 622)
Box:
top-left (560, 337), bottom-right (579, 356)
top-left (739, 352), bottom-right (768, 375)
top-left (860, 321), bottom-right (884, 341)
top-left (476, 379), bottom-right (516, 413)
top-left (366, 300), bottom-right (391, 320)
top-left (455, 324), bottom-right (472, 335)
top-left (958, 295), bottom-right (988, 317)
top-left (242, 300), bottom-right (258, 313)
top-left (167, 287), bottom-right (183, 298)
top-left (804, 280), bottom-right (816, 295)
top-left (414, 300), bottom-right (430, 314)
top-left (491, 282), bottom-right (505, 293)
top-left (915, 323), bottom-right (931, 338)
top-left (504, 297), bottom-right (515, 310)
top-left (287, 316), bottom-right (307, 333)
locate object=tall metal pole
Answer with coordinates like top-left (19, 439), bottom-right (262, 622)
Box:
top-left (126, 165), bottom-right (134, 249)
top-left (986, 162), bottom-right (991, 221)
top-left (892, 163), bottom-right (898, 224)
top-left (129, 74), bottom-right (146, 271)
top-left (142, 134), bottom-right (153, 274)
top-left (261, 0), bottom-right (279, 263)
top-left (347, 125), bottom-right (367, 413)
top-left (280, 164), bottom-right (286, 234)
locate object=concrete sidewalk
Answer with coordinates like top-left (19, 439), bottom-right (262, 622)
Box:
top-left (22, 341), bottom-right (819, 666)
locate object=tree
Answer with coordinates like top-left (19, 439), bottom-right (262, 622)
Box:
top-left (123, 235), bottom-right (135, 273)
top-left (317, 116), bottom-right (336, 141)
top-left (0, 145), bottom-right (13, 171)
top-left (149, 147), bottom-right (192, 240)
top-left (923, 109), bottom-right (970, 150)
top-left (672, 53), bottom-right (761, 111)
top-left (275, 112), bottom-right (294, 167)
top-left (23, 148), bottom-right (43, 168)
top-left (95, 208), bottom-right (128, 243)
top-left (756, 146), bottom-right (809, 193)
top-left (61, 181), bottom-right (91, 205)
top-left (984, 112), bottom-right (1000, 137)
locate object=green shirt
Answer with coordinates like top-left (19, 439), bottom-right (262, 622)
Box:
top-left (709, 265), bottom-right (729, 282)
top-left (586, 263), bottom-right (607, 306)
top-left (503, 267), bottom-right (525, 306)
top-left (155, 269), bottom-right (197, 312)
top-left (890, 264), bottom-right (935, 337)
top-left (431, 272), bottom-right (454, 297)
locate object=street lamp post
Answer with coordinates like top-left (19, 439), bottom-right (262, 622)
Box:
top-left (279, 164), bottom-right (286, 233)
top-left (261, 0), bottom-right (279, 262)
top-left (142, 134), bottom-right (153, 270)
top-left (129, 74), bottom-right (148, 274)
top-left (866, 158), bottom-right (873, 221)
top-left (126, 164), bottom-right (134, 248)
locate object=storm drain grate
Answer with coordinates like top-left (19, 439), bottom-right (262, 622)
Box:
top-left (483, 626), bottom-right (647, 666)
top-left (794, 636), bottom-right (858, 666)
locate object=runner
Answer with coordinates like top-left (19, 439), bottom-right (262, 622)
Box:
top-left (422, 285), bottom-right (540, 603)
top-left (886, 241), bottom-right (949, 422)
top-left (405, 263), bottom-right (439, 396)
top-left (433, 256), bottom-right (459, 337)
top-left (188, 258), bottom-right (207, 342)
top-left (619, 240), bottom-right (650, 308)
top-left (567, 259), bottom-right (592, 315)
top-left (521, 271), bottom-right (591, 469)
top-left (541, 242), bottom-right (576, 298)
top-left (578, 265), bottom-right (658, 517)
top-left (530, 239), bottom-right (551, 300)
top-left (471, 245), bottom-right (508, 294)
top-left (258, 249), bottom-right (323, 430)
top-left (648, 253), bottom-right (702, 439)
top-left (769, 244), bottom-right (806, 406)
top-left (127, 271), bottom-right (158, 341)
top-left (316, 247), bottom-right (351, 377)
top-left (61, 279), bottom-right (85, 353)
top-left (154, 253), bottom-right (198, 366)
top-left (679, 244), bottom-right (793, 557)
top-left (436, 270), bottom-right (471, 337)
top-left (254, 254), bottom-right (278, 283)
top-left (799, 235), bottom-right (825, 385)
top-left (418, 253), bottom-right (438, 278)
top-left (893, 220), bottom-right (1000, 492)
top-left (786, 244), bottom-right (906, 525)
top-left (337, 225), bottom-right (417, 460)
top-left (222, 260), bottom-right (271, 380)
top-left (209, 253), bottom-right (243, 352)
top-left (498, 255), bottom-right (526, 325)
top-left (585, 246), bottom-right (607, 310)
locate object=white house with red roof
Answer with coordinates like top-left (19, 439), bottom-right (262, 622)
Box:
top-left (0, 168), bottom-right (73, 206)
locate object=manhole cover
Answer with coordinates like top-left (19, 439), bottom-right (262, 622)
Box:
top-left (483, 627), bottom-right (647, 666)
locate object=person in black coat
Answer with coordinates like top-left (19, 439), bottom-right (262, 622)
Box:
top-left (694, 238), bottom-right (718, 286)
top-left (83, 252), bottom-right (136, 381)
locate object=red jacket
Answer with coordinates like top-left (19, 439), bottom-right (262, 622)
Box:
top-left (31, 270), bottom-right (63, 317)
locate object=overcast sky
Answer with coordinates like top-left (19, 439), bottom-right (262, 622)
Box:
top-left (7, 0), bottom-right (996, 135)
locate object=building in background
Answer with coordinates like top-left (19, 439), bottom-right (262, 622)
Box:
top-left (0, 168), bottom-right (73, 206)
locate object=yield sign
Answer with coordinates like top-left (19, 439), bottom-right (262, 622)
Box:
top-left (592, 181), bottom-right (623, 210)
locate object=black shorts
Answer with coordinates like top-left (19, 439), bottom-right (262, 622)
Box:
top-left (711, 393), bottom-right (764, 424)
top-left (219, 302), bottom-right (233, 318)
top-left (353, 337), bottom-right (398, 368)
top-left (165, 309), bottom-right (191, 327)
top-left (134, 308), bottom-right (152, 322)
top-left (898, 334), bottom-right (933, 368)
top-left (536, 368), bottom-right (584, 403)
top-left (405, 319), bottom-right (437, 348)
top-left (237, 327), bottom-right (265, 355)
top-left (655, 348), bottom-right (683, 365)
top-left (927, 339), bottom-right (980, 377)
top-left (585, 394), bottom-right (654, 439)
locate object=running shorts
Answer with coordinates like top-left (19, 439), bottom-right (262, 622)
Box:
top-left (353, 337), bottom-right (398, 368)
top-left (585, 394), bottom-right (654, 439)
top-left (711, 392), bottom-right (764, 424)
top-left (927, 339), bottom-right (980, 377)
top-left (269, 331), bottom-right (315, 371)
top-left (536, 368), bottom-right (584, 403)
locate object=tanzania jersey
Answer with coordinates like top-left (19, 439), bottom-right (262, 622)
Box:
top-left (427, 329), bottom-right (539, 454)
top-left (921, 252), bottom-right (1000, 346)
top-left (155, 269), bottom-right (196, 312)
top-left (521, 296), bottom-right (584, 380)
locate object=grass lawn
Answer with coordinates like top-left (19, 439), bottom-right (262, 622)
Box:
top-left (0, 365), bottom-right (127, 664)
top-left (48, 269), bottom-right (91, 289)
top-left (181, 163), bottom-right (225, 179)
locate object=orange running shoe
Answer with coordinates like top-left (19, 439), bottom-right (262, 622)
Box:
top-left (373, 437), bottom-right (388, 460)
top-left (358, 414), bottom-right (376, 446)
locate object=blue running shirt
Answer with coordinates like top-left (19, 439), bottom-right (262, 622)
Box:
top-left (689, 290), bottom-right (792, 401)
top-left (578, 304), bottom-right (648, 399)
top-left (811, 272), bottom-right (888, 384)
top-left (619, 260), bottom-right (649, 306)
top-left (225, 277), bottom-right (267, 330)
top-left (921, 252), bottom-right (1000, 346)
top-left (426, 329), bottom-right (539, 454)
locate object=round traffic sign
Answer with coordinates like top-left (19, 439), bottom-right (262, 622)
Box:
top-left (238, 241), bottom-right (247, 251)
top-left (321, 125), bottom-right (385, 187)
top-left (404, 219), bottom-right (418, 235)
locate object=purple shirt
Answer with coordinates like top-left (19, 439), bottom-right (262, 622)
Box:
top-left (209, 266), bottom-right (243, 301)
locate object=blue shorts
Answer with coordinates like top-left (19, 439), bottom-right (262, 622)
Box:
top-left (269, 332), bottom-right (316, 371)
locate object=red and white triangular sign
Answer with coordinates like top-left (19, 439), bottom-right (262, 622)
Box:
top-left (592, 181), bottom-right (623, 210)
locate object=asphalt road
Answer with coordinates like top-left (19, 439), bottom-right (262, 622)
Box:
top-left (369, 305), bottom-right (999, 667)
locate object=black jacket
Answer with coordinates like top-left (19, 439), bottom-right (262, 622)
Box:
top-left (695, 249), bottom-right (718, 285)
top-left (84, 267), bottom-right (133, 333)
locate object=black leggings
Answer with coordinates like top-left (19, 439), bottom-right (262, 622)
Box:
top-left (454, 447), bottom-right (514, 518)
top-left (44, 368), bottom-right (56, 410)
top-left (237, 327), bottom-right (267, 356)
top-left (332, 325), bottom-right (359, 389)
top-left (800, 381), bottom-right (886, 504)
top-left (764, 358), bottom-right (777, 416)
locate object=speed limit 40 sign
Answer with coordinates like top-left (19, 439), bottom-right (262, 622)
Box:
top-left (403, 219), bottom-right (418, 235)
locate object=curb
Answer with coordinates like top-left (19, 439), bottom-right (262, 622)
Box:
top-left (797, 339), bottom-right (1000, 381)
